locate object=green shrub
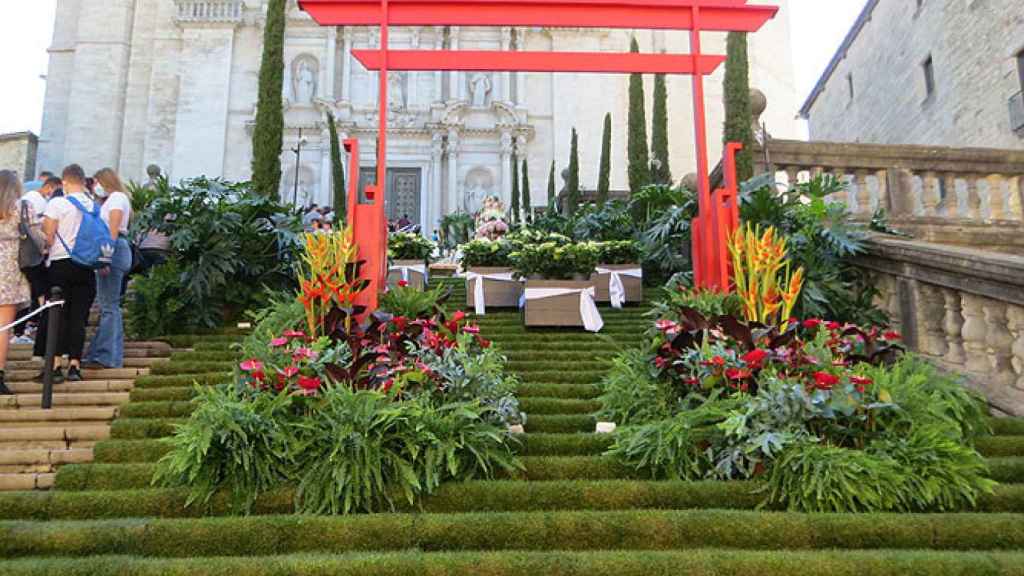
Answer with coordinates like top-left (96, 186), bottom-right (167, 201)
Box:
top-left (153, 386), bottom-right (298, 513)
top-left (379, 283), bottom-right (448, 319)
top-left (597, 349), bottom-right (674, 425)
top-left (388, 231), bottom-right (435, 261)
top-left (458, 239), bottom-right (515, 268)
top-left (127, 262), bottom-right (187, 339)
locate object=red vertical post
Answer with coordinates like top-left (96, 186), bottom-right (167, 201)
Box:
top-left (689, 4), bottom-right (713, 290)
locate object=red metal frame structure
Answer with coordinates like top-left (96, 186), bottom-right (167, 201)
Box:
top-left (299, 0), bottom-right (777, 311)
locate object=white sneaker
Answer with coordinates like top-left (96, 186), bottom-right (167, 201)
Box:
top-left (11, 336), bottom-right (34, 345)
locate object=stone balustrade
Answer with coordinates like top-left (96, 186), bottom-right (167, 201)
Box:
top-left (857, 236), bottom-right (1024, 416)
top-left (753, 140), bottom-right (1024, 252)
top-left (174, 0), bottom-right (245, 23)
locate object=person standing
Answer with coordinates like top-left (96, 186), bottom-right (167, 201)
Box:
top-left (22, 171), bottom-right (54, 193)
top-left (83, 168), bottom-right (132, 369)
top-left (12, 176), bottom-right (61, 343)
top-left (33, 164), bottom-right (99, 383)
top-left (0, 171), bottom-right (32, 395)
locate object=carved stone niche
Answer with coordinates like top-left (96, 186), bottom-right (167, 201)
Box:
top-left (291, 55), bottom-right (319, 106)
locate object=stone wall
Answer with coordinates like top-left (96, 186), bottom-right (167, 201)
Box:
top-left (0, 132), bottom-right (39, 179)
top-left (859, 236), bottom-right (1024, 417)
top-left (802, 0), bottom-right (1024, 150)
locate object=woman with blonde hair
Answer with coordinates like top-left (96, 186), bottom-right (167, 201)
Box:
top-left (0, 170), bottom-right (31, 394)
top-left (83, 167), bottom-right (133, 368)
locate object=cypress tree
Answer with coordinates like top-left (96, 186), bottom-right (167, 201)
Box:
top-left (597, 113), bottom-right (611, 206)
top-left (547, 160), bottom-right (556, 212)
top-left (627, 37), bottom-right (650, 195)
top-left (510, 152), bottom-right (520, 224)
top-left (326, 111), bottom-right (346, 224)
top-left (251, 0), bottom-right (287, 200)
top-left (521, 158), bottom-right (532, 224)
top-left (651, 73), bottom-right (672, 185)
top-left (724, 31), bottom-right (755, 183)
top-left (566, 128), bottom-right (580, 216)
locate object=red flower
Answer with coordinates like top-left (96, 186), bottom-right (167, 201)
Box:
top-left (850, 375), bottom-right (873, 393)
top-left (826, 321), bottom-right (841, 331)
top-left (477, 336), bottom-right (492, 349)
top-left (655, 319), bottom-right (680, 334)
top-left (882, 330), bottom-right (902, 341)
top-left (802, 319), bottom-right (823, 330)
top-left (270, 337), bottom-right (289, 348)
top-left (655, 356), bottom-right (669, 370)
top-left (813, 371), bottom-right (840, 390)
top-left (452, 310), bottom-right (466, 323)
top-left (711, 355), bottom-right (726, 367)
top-left (397, 280), bottom-right (409, 288)
top-left (283, 330), bottom-right (305, 339)
top-left (297, 375), bottom-right (322, 394)
top-left (741, 349), bottom-right (769, 369)
top-left (279, 366), bottom-right (299, 379)
top-left (392, 316), bottom-right (408, 331)
top-left (462, 324), bottom-right (480, 334)
top-left (292, 347), bottom-right (317, 361)
top-left (240, 359), bottom-right (263, 372)
top-left (725, 368), bottom-right (752, 380)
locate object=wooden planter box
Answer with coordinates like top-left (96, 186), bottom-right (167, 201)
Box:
top-left (387, 259), bottom-right (428, 290)
top-left (465, 267), bottom-right (522, 310)
top-left (524, 280), bottom-right (600, 329)
top-left (592, 264), bottom-right (644, 304)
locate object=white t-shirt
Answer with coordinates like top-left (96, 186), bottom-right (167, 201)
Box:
top-left (44, 192), bottom-right (95, 263)
top-left (100, 191), bottom-right (132, 235)
top-left (19, 190), bottom-right (47, 224)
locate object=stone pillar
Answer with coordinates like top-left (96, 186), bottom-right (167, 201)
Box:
top-left (1007, 305), bottom-right (1024, 391)
top-left (874, 169), bottom-right (888, 215)
top-left (320, 128), bottom-right (332, 206)
top-left (941, 288), bottom-right (966, 366)
top-left (430, 132), bottom-right (444, 230)
top-left (500, 132), bottom-right (513, 206)
top-left (987, 174), bottom-right (1007, 221)
top-left (449, 27), bottom-right (461, 101)
top-left (961, 294), bottom-right (990, 375)
top-left (408, 27), bottom-right (421, 107)
top-left (983, 301), bottom-right (1016, 389)
top-left (965, 175), bottom-right (982, 221)
top-left (887, 169), bottom-right (915, 217)
top-left (1008, 175), bottom-right (1022, 222)
top-left (916, 283), bottom-right (948, 358)
top-left (324, 27), bottom-right (337, 101)
top-left (784, 166), bottom-right (799, 189)
top-left (341, 28), bottom-right (353, 101)
top-left (940, 173), bottom-right (956, 217)
top-left (446, 129), bottom-right (460, 213)
top-left (500, 27), bottom-right (513, 103)
top-left (921, 171), bottom-right (941, 217)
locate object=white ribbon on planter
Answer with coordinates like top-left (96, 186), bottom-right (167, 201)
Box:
top-left (465, 271), bottom-right (519, 315)
top-left (524, 286), bottom-right (604, 333)
top-left (595, 267), bottom-right (643, 309)
top-left (390, 263), bottom-right (428, 284)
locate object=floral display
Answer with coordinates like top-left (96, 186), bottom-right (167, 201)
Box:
top-left (474, 196), bottom-right (510, 240)
top-left (388, 231), bottom-right (436, 261)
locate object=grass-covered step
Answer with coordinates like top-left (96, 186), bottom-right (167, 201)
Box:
top-left (129, 388), bottom-right (195, 402)
top-left (191, 342), bottom-right (239, 353)
top-left (149, 362), bottom-right (235, 376)
top-left (6, 549), bottom-right (1024, 576)
top-left (989, 458), bottom-right (1024, 483)
top-left (168, 351), bottom-right (240, 362)
top-left (518, 398), bottom-right (601, 415)
top-left (495, 342), bottom-right (624, 354)
top-left (156, 334), bottom-right (243, 348)
top-left (131, 373), bottom-right (229, 389)
top-left (498, 350), bottom-right (621, 361)
top-left (991, 418), bottom-right (1024, 436)
top-left (518, 434), bottom-right (613, 456)
top-left (118, 402), bottom-right (194, 419)
top-left (6, 510), bottom-right (1024, 560)
top-left (523, 414), bottom-right (596, 433)
top-left (109, 419), bottom-right (180, 440)
top-left (977, 436), bottom-right (1024, 458)
top-left (508, 363), bottom-right (610, 374)
top-left (516, 383), bottom-right (602, 400)
top-left (2, 480), bottom-right (1024, 521)
top-left (92, 440), bottom-right (170, 464)
top-left (517, 371), bottom-right (609, 385)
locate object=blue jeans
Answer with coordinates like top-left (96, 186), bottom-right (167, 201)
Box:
top-left (85, 238), bottom-right (131, 368)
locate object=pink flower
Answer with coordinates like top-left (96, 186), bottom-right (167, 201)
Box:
top-left (654, 356), bottom-right (669, 370)
top-left (725, 368), bottom-right (752, 380)
top-left (850, 375), bottom-right (873, 393)
top-left (240, 359), bottom-right (263, 372)
top-left (452, 310), bottom-right (466, 323)
top-left (655, 319), bottom-right (680, 334)
top-left (397, 280), bottom-right (409, 288)
top-left (292, 347), bottom-right (317, 361)
top-left (279, 366), bottom-right (299, 379)
top-left (462, 324), bottom-right (480, 334)
top-left (297, 375), bottom-right (322, 394)
top-left (813, 371), bottom-right (840, 390)
top-left (741, 349), bottom-right (769, 369)
top-left (270, 337), bottom-right (289, 348)
top-left (283, 330), bottom-right (305, 339)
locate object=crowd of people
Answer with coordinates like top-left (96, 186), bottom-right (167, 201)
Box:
top-left (0, 164), bottom-right (140, 395)
top-left (302, 204), bottom-right (337, 233)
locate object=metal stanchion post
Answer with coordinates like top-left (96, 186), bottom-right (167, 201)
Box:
top-left (41, 287), bottom-right (62, 410)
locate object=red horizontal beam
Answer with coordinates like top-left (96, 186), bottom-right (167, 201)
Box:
top-left (299, 0), bottom-right (777, 32)
top-left (352, 50), bottom-right (726, 74)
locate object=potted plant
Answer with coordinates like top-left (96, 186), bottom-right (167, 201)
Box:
top-left (387, 232), bottom-right (435, 290)
top-left (460, 239), bottom-right (521, 312)
top-left (512, 241), bottom-right (603, 331)
top-left (592, 240), bottom-right (644, 307)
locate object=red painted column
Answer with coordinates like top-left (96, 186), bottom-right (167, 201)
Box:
top-left (689, 4), bottom-right (713, 289)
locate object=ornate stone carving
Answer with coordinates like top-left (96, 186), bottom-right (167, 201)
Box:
top-left (388, 72), bottom-right (406, 111)
top-left (469, 73), bottom-right (492, 108)
top-left (292, 55), bottom-right (319, 105)
top-left (174, 0), bottom-right (244, 24)
top-left (941, 288), bottom-right (966, 366)
top-left (983, 300), bottom-right (1016, 389)
top-left (916, 283), bottom-right (948, 358)
top-left (960, 294), bottom-right (990, 374)
top-left (463, 167), bottom-right (495, 214)
top-left (500, 132), bottom-right (514, 155)
top-left (431, 132), bottom-right (445, 160)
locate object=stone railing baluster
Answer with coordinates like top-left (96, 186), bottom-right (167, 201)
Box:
top-left (920, 171), bottom-right (941, 217)
top-left (916, 283), bottom-right (948, 358)
top-left (960, 294), bottom-right (990, 375)
top-left (941, 288), bottom-right (966, 366)
top-left (984, 301), bottom-right (1016, 390)
top-left (988, 174), bottom-right (1007, 221)
top-left (1007, 305), bottom-right (1024, 392)
top-left (1009, 176), bottom-right (1022, 222)
top-left (854, 170), bottom-right (870, 216)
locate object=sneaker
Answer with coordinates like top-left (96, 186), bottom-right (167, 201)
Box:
top-left (35, 367), bottom-right (65, 385)
top-left (10, 336), bottom-right (34, 345)
top-left (66, 366), bottom-right (83, 382)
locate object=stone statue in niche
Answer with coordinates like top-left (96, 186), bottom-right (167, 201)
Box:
top-left (463, 167), bottom-right (495, 214)
top-left (282, 164), bottom-right (318, 205)
top-left (469, 73), bottom-right (492, 108)
top-left (293, 57), bottom-right (318, 104)
top-left (388, 72), bottom-right (406, 110)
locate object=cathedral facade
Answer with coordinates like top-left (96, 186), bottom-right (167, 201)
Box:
top-left (38, 0), bottom-right (799, 234)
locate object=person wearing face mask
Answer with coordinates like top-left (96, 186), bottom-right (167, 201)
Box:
top-left (83, 168), bottom-right (132, 369)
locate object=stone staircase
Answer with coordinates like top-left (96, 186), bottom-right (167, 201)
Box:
top-left (0, 337), bottom-right (171, 491)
